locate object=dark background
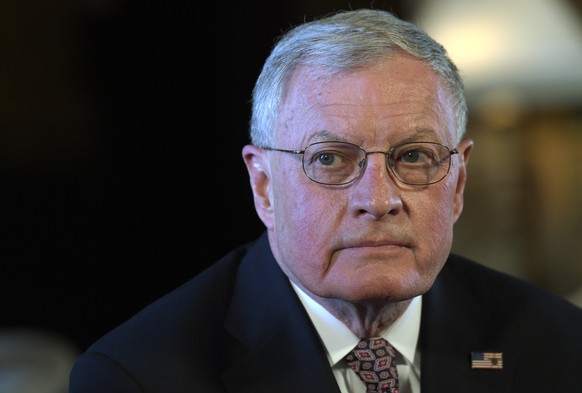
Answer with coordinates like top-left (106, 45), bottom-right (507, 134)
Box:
top-left (1, 1), bottom-right (412, 351)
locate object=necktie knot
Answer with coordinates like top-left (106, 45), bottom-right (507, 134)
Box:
top-left (345, 337), bottom-right (399, 393)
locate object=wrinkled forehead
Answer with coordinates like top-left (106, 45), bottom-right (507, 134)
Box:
top-left (275, 56), bottom-right (456, 147)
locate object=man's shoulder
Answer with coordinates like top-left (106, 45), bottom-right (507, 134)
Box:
top-left (84, 237), bottom-right (264, 355)
top-left (421, 254), bottom-right (582, 392)
top-left (69, 236), bottom-right (272, 390)
top-left (438, 253), bottom-right (582, 326)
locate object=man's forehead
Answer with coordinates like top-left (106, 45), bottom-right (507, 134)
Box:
top-left (275, 70), bottom-right (456, 147)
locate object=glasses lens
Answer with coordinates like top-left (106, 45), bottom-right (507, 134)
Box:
top-left (303, 142), bottom-right (363, 185)
top-left (390, 142), bottom-right (451, 185)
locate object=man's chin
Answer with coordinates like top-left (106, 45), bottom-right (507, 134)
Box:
top-left (343, 270), bottom-right (434, 301)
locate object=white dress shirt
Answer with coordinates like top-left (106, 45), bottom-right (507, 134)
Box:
top-left (291, 282), bottom-right (422, 393)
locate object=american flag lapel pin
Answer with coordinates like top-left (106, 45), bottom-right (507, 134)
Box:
top-left (470, 351), bottom-right (503, 370)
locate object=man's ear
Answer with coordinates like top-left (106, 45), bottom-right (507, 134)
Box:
top-left (453, 138), bottom-right (474, 222)
top-left (242, 145), bottom-right (275, 229)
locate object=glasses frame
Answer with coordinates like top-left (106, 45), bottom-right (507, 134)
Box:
top-left (263, 141), bottom-right (459, 186)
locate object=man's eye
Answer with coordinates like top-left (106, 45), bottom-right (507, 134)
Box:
top-left (403, 150), bottom-right (421, 163)
top-left (398, 149), bottom-right (433, 164)
top-left (314, 152), bottom-right (340, 166)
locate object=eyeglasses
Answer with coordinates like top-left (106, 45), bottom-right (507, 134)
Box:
top-left (264, 141), bottom-right (458, 186)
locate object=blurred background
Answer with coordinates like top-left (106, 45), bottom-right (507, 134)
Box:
top-left (1, 0), bottom-right (581, 390)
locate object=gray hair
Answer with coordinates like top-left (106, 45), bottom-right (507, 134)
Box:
top-left (250, 8), bottom-right (467, 147)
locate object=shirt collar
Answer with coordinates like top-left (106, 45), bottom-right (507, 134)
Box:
top-left (291, 281), bottom-right (421, 368)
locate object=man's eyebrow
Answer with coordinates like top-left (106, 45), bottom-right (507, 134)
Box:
top-left (307, 127), bottom-right (443, 146)
top-left (309, 130), bottom-right (348, 143)
top-left (397, 128), bottom-right (440, 143)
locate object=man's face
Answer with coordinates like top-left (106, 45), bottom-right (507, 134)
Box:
top-left (244, 53), bottom-right (473, 304)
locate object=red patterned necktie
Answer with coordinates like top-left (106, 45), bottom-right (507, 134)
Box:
top-left (345, 337), bottom-right (400, 393)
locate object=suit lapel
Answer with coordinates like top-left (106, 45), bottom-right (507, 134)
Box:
top-left (221, 234), bottom-right (341, 393)
top-left (419, 256), bottom-right (513, 393)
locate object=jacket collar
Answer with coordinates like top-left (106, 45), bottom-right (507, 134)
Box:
top-left (221, 232), bottom-right (341, 393)
top-left (419, 255), bottom-right (512, 393)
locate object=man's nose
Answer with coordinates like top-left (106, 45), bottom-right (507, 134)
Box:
top-left (349, 153), bottom-right (403, 219)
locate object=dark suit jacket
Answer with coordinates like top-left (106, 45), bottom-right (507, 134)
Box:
top-left (68, 231), bottom-right (582, 392)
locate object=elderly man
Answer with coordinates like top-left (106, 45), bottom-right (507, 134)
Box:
top-left (69, 9), bottom-right (582, 393)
